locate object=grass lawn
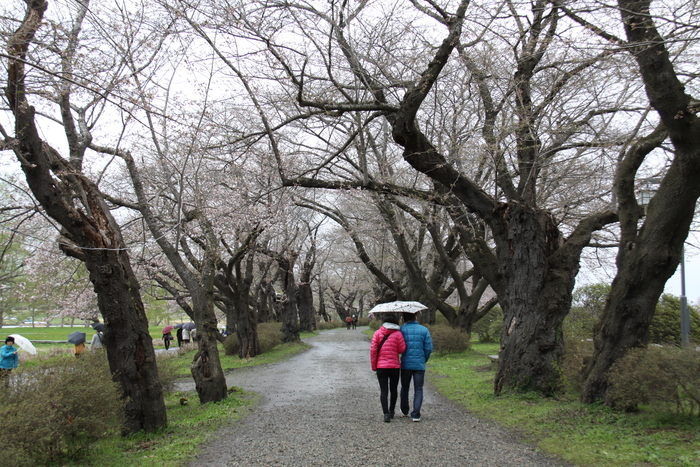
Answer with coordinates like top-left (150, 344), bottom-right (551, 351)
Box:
top-left (429, 343), bottom-right (700, 467)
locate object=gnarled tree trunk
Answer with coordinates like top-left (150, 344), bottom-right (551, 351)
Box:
top-left (581, 0), bottom-right (700, 404)
top-left (5, 0), bottom-right (166, 432)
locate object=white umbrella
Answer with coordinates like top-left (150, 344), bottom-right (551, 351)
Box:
top-left (8, 334), bottom-right (37, 355)
top-left (368, 301), bottom-right (428, 314)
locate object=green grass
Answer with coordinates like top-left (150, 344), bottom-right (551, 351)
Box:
top-left (429, 343), bottom-right (700, 467)
top-left (162, 338), bottom-right (313, 376)
top-left (60, 389), bottom-right (256, 466)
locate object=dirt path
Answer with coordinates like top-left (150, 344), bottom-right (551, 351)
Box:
top-left (184, 328), bottom-right (568, 467)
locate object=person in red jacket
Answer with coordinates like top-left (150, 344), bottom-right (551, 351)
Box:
top-left (370, 313), bottom-right (406, 422)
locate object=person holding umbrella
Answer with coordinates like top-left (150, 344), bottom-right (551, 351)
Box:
top-left (162, 326), bottom-right (174, 350)
top-left (176, 327), bottom-right (183, 347)
top-left (399, 311), bottom-right (433, 422)
top-left (90, 322), bottom-right (105, 350)
top-left (0, 336), bottom-right (19, 385)
top-left (369, 313), bottom-right (406, 423)
top-left (68, 331), bottom-right (87, 357)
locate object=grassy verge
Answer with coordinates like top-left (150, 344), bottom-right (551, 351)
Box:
top-left (162, 335), bottom-right (314, 376)
top-left (62, 389), bottom-right (256, 466)
top-left (429, 343), bottom-right (700, 467)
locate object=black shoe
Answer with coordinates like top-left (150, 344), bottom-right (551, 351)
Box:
top-left (390, 412), bottom-right (395, 419)
top-left (383, 414), bottom-right (391, 423)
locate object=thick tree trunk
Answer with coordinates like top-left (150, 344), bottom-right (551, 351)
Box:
top-left (235, 256), bottom-right (260, 358)
top-left (190, 290), bottom-right (228, 403)
top-left (257, 280), bottom-right (276, 323)
top-left (580, 0), bottom-right (700, 404)
top-left (88, 248), bottom-right (167, 432)
top-left (297, 248), bottom-right (316, 332)
top-left (277, 253), bottom-right (300, 342)
top-left (318, 282), bottom-right (330, 322)
top-left (580, 251), bottom-right (675, 403)
top-left (492, 203), bottom-right (573, 395)
top-left (224, 300), bottom-right (237, 338)
top-left (297, 283), bottom-right (315, 332)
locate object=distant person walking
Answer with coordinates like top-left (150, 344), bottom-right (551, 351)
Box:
top-left (90, 331), bottom-right (103, 350)
top-left (400, 312), bottom-right (433, 422)
top-left (370, 313), bottom-right (406, 423)
top-left (0, 336), bottom-right (18, 385)
top-left (163, 332), bottom-right (173, 350)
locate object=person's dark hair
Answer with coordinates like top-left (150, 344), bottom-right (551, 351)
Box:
top-left (5, 336), bottom-right (15, 344)
top-left (382, 313), bottom-right (399, 325)
top-left (402, 312), bottom-right (417, 322)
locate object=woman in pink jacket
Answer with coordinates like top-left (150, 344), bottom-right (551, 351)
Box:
top-left (370, 313), bottom-right (406, 422)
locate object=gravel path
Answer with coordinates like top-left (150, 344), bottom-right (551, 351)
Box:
top-left (184, 327), bottom-right (569, 467)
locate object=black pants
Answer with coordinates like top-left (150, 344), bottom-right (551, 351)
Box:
top-left (376, 368), bottom-right (400, 415)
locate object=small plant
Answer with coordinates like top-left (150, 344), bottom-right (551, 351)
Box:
top-left (608, 345), bottom-right (700, 416)
top-left (0, 351), bottom-right (124, 465)
top-left (472, 307), bottom-right (503, 343)
top-left (223, 334), bottom-right (239, 356)
top-left (427, 324), bottom-right (470, 354)
top-left (317, 320), bottom-right (343, 330)
top-left (559, 336), bottom-right (594, 396)
top-left (257, 322), bottom-right (284, 353)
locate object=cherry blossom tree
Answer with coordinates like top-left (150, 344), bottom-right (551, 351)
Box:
top-left (1, 0), bottom-right (166, 432)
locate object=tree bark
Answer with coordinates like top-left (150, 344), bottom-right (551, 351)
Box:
top-left (277, 252), bottom-right (300, 342)
top-left (5, 0), bottom-right (166, 432)
top-left (123, 154), bottom-right (228, 404)
top-left (297, 245), bottom-right (316, 332)
top-left (581, 0), bottom-right (700, 403)
top-left (492, 204), bottom-right (567, 394)
top-left (190, 288), bottom-right (228, 403)
top-left (233, 255), bottom-right (260, 358)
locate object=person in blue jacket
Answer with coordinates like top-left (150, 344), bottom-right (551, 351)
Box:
top-left (0, 336), bottom-right (19, 385)
top-left (399, 312), bottom-right (433, 422)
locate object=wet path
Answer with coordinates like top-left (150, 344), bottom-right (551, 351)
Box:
top-left (184, 328), bottom-right (568, 466)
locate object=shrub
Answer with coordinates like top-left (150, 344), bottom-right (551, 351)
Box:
top-left (317, 320), bottom-right (343, 330)
top-left (427, 325), bottom-right (470, 354)
top-left (223, 335), bottom-right (239, 356)
top-left (559, 337), bottom-right (594, 395)
top-left (358, 317), bottom-right (370, 326)
top-left (472, 307), bottom-right (503, 343)
top-left (608, 345), bottom-right (700, 416)
top-left (368, 319), bottom-right (381, 331)
top-left (0, 351), bottom-right (124, 466)
top-left (257, 322), bottom-right (284, 353)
